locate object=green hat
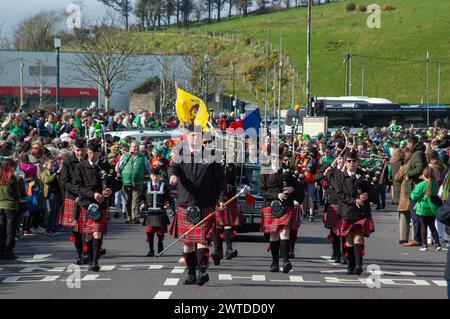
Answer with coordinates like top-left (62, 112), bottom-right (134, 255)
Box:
top-left (302, 134), bottom-right (310, 140)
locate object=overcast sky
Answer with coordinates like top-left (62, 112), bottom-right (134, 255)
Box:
top-left (0, 0), bottom-right (113, 32)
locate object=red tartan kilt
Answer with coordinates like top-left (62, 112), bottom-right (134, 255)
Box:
top-left (214, 201), bottom-right (242, 227)
top-left (290, 206), bottom-right (301, 231)
top-left (146, 225), bottom-right (168, 234)
top-left (170, 205), bottom-right (215, 245)
top-left (323, 204), bottom-right (339, 230)
top-left (260, 206), bottom-right (295, 233)
top-left (335, 217), bottom-right (375, 238)
top-left (59, 198), bottom-right (79, 231)
top-left (78, 207), bottom-right (109, 234)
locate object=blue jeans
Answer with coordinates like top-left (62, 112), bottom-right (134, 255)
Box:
top-left (115, 190), bottom-right (125, 214)
top-left (409, 200), bottom-right (422, 242)
top-left (45, 192), bottom-right (61, 230)
top-left (377, 183), bottom-right (386, 208)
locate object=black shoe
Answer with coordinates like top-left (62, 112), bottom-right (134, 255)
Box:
top-left (196, 272), bottom-right (209, 286)
top-left (355, 267), bottom-right (363, 275)
top-left (183, 274), bottom-right (197, 285)
top-left (334, 255), bottom-right (341, 263)
top-left (289, 252), bottom-right (295, 259)
top-left (346, 267), bottom-right (355, 275)
top-left (331, 252), bottom-right (336, 260)
top-left (224, 249), bottom-right (238, 260)
top-left (282, 262), bottom-right (292, 273)
top-left (113, 213), bottom-right (120, 218)
top-left (3, 253), bottom-right (18, 260)
top-left (341, 256), bottom-right (348, 264)
top-left (90, 264), bottom-right (100, 272)
top-left (125, 220), bottom-right (132, 224)
top-left (157, 242), bottom-right (164, 254)
top-left (100, 248), bottom-right (106, 256)
top-left (75, 256), bottom-right (84, 265)
top-left (211, 252), bottom-right (221, 265)
top-left (147, 250), bottom-right (155, 257)
top-left (270, 262), bottom-right (279, 272)
top-left (133, 220), bottom-right (140, 224)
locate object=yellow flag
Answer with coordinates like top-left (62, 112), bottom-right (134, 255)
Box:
top-left (175, 88), bottom-right (209, 131)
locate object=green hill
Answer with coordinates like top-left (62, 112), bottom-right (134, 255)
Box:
top-left (166, 0), bottom-right (450, 105)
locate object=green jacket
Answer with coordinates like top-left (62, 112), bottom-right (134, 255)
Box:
top-left (40, 169), bottom-right (63, 199)
top-left (411, 179), bottom-right (438, 217)
top-left (121, 153), bottom-right (146, 188)
top-left (0, 176), bottom-right (22, 211)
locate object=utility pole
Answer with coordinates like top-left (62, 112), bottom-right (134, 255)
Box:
top-left (426, 51), bottom-right (429, 126)
top-left (19, 59), bottom-right (24, 108)
top-left (438, 61), bottom-right (441, 106)
top-left (264, 29), bottom-right (269, 127)
top-left (349, 53), bottom-right (352, 96)
top-left (361, 64), bottom-right (364, 96)
top-left (39, 60), bottom-right (43, 107)
top-left (273, 62), bottom-right (277, 118)
top-left (291, 64), bottom-right (295, 108)
top-left (232, 61), bottom-right (235, 113)
top-left (306, 0), bottom-right (312, 116)
top-left (278, 34), bottom-right (283, 133)
top-left (344, 52), bottom-right (349, 96)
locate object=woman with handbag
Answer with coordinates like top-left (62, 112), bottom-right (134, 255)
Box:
top-left (410, 166), bottom-right (442, 251)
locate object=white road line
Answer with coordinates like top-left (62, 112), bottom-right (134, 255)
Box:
top-left (432, 280), bottom-right (448, 287)
top-left (99, 265), bottom-right (116, 271)
top-left (81, 274), bottom-right (111, 281)
top-left (19, 266), bottom-right (66, 273)
top-left (3, 275), bottom-right (60, 283)
top-left (171, 266), bottom-right (186, 274)
top-left (154, 291), bottom-right (173, 299)
top-left (271, 276), bottom-right (320, 283)
top-left (218, 274), bottom-right (233, 280)
top-left (149, 265), bottom-right (164, 270)
top-left (252, 275), bottom-right (266, 281)
top-left (163, 278), bottom-right (180, 286)
top-left (18, 254), bottom-right (53, 263)
top-left (320, 270), bottom-right (348, 274)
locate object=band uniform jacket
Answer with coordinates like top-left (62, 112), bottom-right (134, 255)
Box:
top-left (167, 149), bottom-right (227, 207)
top-left (259, 168), bottom-right (305, 207)
top-left (144, 182), bottom-right (171, 209)
top-left (73, 159), bottom-right (121, 209)
top-left (314, 165), bottom-right (341, 205)
top-left (61, 154), bottom-right (86, 200)
top-left (331, 168), bottom-right (379, 220)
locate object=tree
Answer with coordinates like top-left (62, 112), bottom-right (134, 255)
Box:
top-left (215, 0), bottom-right (222, 21)
top-left (70, 18), bottom-right (142, 111)
top-left (205, 0), bottom-right (213, 23)
top-left (0, 21), bottom-right (12, 49)
top-left (98, 0), bottom-right (133, 31)
top-left (180, 0), bottom-right (193, 25)
top-left (227, 0), bottom-right (233, 19)
top-left (12, 10), bottom-right (65, 51)
top-left (235, 0), bottom-right (251, 16)
top-left (163, 0), bottom-right (175, 25)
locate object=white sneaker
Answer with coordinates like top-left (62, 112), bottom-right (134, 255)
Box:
top-left (37, 227), bottom-right (46, 234)
top-left (419, 246), bottom-right (428, 251)
top-left (436, 246), bottom-right (442, 251)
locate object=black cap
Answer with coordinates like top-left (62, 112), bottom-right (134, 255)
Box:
top-left (344, 149), bottom-right (358, 160)
top-left (74, 137), bottom-right (87, 149)
top-left (88, 139), bottom-right (102, 152)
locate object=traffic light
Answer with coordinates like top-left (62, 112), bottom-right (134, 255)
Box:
top-left (239, 101), bottom-right (246, 114)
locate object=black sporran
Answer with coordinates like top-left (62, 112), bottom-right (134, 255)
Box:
top-left (87, 203), bottom-right (102, 221)
top-left (186, 206), bottom-right (202, 224)
top-left (270, 200), bottom-right (285, 218)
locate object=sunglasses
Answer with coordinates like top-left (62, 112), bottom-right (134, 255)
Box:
top-left (346, 159), bottom-right (358, 163)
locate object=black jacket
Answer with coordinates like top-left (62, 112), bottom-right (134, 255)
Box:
top-left (314, 165), bottom-right (342, 205)
top-left (259, 169), bottom-right (305, 207)
top-left (331, 168), bottom-right (379, 219)
top-left (168, 151), bottom-right (226, 207)
top-left (73, 159), bottom-right (121, 209)
top-left (142, 181), bottom-right (171, 209)
top-left (61, 154), bottom-right (85, 200)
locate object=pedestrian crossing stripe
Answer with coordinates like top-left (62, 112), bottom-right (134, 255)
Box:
top-left (154, 291), bottom-right (172, 299)
top-left (163, 278), bottom-right (180, 286)
top-left (171, 266), bottom-right (186, 274)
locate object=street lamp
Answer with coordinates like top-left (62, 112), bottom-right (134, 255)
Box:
top-left (54, 37), bottom-right (61, 112)
top-left (204, 52), bottom-right (211, 103)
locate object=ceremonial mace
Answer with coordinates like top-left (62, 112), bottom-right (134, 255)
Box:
top-left (156, 185), bottom-right (251, 258)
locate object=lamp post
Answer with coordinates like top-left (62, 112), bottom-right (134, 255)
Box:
top-left (204, 52), bottom-right (211, 104)
top-left (54, 37), bottom-right (61, 112)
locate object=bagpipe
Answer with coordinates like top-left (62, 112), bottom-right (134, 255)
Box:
top-left (270, 167), bottom-right (299, 218)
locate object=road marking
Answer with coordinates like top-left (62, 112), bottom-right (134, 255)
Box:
top-left (18, 254), bottom-right (52, 263)
top-left (80, 275), bottom-right (111, 281)
top-left (163, 278), bottom-right (180, 286)
top-left (99, 265), bottom-right (116, 271)
top-left (218, 274), bottom-right (233, 280)
top-left (149, 265), bottom-right (164, 270)
top-left (171, 266), bottom-right (186, 274)
top-left (154, 291), bottom-right (172, 299)
top-left (271, 276), bottom-right (320, 283)
top-left (252, 275), bottom-right (266, 281)
top-left (3, 275), bottom-right (60, 283)
top-left (19, 266), bottom-right (66, 273)
top-left (319, 256), bottom-right (340, 265)
top-left (432, 280), bottom-right (448, 287)
top-left (379, 278), bottom-right (430, 286)
top-left (320, 270), bottom-right (348, 274)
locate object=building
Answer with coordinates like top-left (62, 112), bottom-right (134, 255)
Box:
top-left (0, 50), bottom-right (190, 112)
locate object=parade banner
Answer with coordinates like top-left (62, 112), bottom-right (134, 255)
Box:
top-left (175, 88), bottom-right (209, 131)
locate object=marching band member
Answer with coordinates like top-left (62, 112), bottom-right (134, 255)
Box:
top-left (60, 137), bottom-right (88, 265)
top-left (73, 139), bottom-right (121, 272)
top-left (168, 127), bottom-right (226, 285)
top-left (332, 150), bottom-right (378, 275)
top-left (259, 150), bottom-right (304, 273)
top-left (140, 167), bottom-right (171, 257)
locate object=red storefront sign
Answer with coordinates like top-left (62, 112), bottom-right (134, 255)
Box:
top-left (0, 86), bottom-right (98, 97)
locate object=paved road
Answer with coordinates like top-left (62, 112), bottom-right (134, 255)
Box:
top-left (0, 201), bottom-right (448, 299)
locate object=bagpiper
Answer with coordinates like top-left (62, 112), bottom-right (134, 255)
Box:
top-left (140, 167), bottom-right (171, 257)
top-left (73, 139), bottom-right (121, 271)
top-left (168, 127), bottom-right (226, 285)
top-left (59, 137), bottom-right (88, 265)
top-left (259, 150), bottom-right (304, 273)
top-left (331, 150), bottom-right (378, 275)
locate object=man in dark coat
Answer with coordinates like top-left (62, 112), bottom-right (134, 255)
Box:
top-left (403, 135), bottom-right (427, 247)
